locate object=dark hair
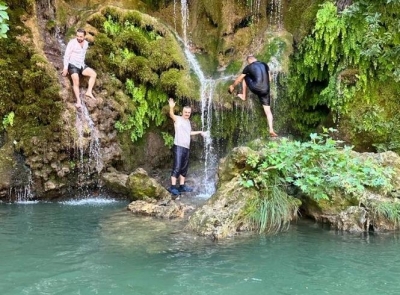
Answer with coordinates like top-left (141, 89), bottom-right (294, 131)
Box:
top-left (77, 28), bottom-right (86, 36)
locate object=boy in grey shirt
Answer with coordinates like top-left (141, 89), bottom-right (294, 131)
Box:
top-left (168, 98), bottom-right (206, 198)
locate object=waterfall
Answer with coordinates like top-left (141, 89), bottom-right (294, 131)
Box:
top-left (268, 0), bottom-right (283, 30)
top-left (268, 56), bottom-right (282, 110)
top-left (9, 170), bottom-right (34, 204)
top-left (74, 91), bottom-right (103, 195)
top-left (180, 0), bottom-right (189, 45)
top-left (176, 0), bottom-right (218, 196)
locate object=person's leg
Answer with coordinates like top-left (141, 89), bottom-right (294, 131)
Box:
top-left (262, 105), bottom-right (278, 137)
top-left (170, 176), bottom-right (177, 186)
top-left (70, 73), bottom-right (81, 108)
top-left (82, 67), bottom-right (97, 99)
top-left (169, 145), bottom-right (183, 195)
top-left (178, 148), bottom-right (193, 192)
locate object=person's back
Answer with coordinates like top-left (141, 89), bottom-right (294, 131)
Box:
top-left (243, 61), bottom-right (270, 94)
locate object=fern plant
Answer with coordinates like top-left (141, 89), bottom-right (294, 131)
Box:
top-left (288, 0), bottom-right (400, 137)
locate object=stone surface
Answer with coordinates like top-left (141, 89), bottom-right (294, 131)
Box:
top-left (127, 199), bottom-right (193, 219)
top-left (126, 168), bottom-right (171, 201)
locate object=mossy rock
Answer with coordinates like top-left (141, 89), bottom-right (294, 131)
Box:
top-left (126, 168), bottom-right (170, 200)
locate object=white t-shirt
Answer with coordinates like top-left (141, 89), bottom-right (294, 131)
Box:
top-left (174, 116), bottom-right (191, 149)
top-left (63, 38), bottom-right (89, 69)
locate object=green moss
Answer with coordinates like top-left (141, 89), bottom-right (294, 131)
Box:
top-left (340, 78), bottom-right (400, 152)
top-left (283, 0), bottom-right (325, 43)
top-left (0, 4), bottom-right (63, 156)
top-left (225, 60), bottom-right (242, 75)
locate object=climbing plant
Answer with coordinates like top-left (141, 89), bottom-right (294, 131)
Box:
top-left (115, 79), bottom-right (168, 142)
top-left (288, 0), bottom-right (400, 138)
top-left (0, 2), bottom-right (9, 38)
top-left (86, 7), bottom-right (197, 143)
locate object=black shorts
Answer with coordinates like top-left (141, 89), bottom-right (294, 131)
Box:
top-left (68, 63), bottom-right (88, 75)
top-left (254, 91), bottom-right (271, 106)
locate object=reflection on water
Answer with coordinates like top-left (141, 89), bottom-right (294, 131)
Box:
top-left (1, 201), bottom-right (400, 295)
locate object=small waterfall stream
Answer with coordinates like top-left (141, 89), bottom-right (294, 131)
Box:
top-left (178, 0), bottom-right (219, 196)
top-left (74, 91), bottom-right (103, 195)
top-left (268, 0), bottom-right (283, 30)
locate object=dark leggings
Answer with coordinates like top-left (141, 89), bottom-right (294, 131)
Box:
top-left (171, 145), bottom-right (190, 178)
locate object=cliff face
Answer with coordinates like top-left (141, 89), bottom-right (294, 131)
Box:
top-left (4, 0), bottom-right (381, 201)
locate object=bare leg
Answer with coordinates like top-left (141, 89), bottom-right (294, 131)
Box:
top-left (179, 175), bottom-right (186, 186)
top-left (70, 73), bottom-right (81, 108)
top-left (262, 105), bottom-right (278, 137)
top-left (171, 176), bottom-right (177, 186)
top-left (237, 80), bottom-right (247, 101)
top-left (82, 67), bottom-right (97, 99)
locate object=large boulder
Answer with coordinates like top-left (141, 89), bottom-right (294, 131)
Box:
top-left (126, 168), bottom-right (171, 201)
top-left (186, 177), bottom-right (254, 240)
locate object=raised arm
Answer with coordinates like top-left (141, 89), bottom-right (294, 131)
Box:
top-left (168, 98), bottom-right (177, 122)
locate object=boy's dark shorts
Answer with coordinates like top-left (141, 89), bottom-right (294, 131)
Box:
top-left (68, 64), bottom-right (88, 75)
top-left (255, 92), bottom-right (271, 106)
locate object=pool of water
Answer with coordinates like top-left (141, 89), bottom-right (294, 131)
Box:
top-left (1, 198), bottom-right (400, 295)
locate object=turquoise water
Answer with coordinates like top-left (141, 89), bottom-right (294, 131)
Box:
top-left (1, 198), bottom-right (400, 295)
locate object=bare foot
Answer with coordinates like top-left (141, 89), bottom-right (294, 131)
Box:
top-left (85, 93), bottom-right (96, 100)
top-left (269, 131), bottom-right (278, 137)
top-left (237, 94), bottom-right (246, 101)
top-left (75, 103), bottom-right (82, 109)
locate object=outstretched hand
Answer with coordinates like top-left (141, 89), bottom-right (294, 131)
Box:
top-left (168, 98), bottom-right (176, 108)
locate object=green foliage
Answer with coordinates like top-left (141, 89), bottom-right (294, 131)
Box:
top-left (0, 2), bottom-right (9, 39)
top-left (103, 15), bottom-right (122, 36)
top-left (241, 129), bottom-right (393, 202)
top-left (2, 111), bottom-right (14, 129)
top-left (115, 79), bottom-right (167, 142)
top-left (288, 1), bottom-right (400, 139)
top-left (371, 201), bottom-right (400, 226)
top-left (242, 173), bottom-right (301, 233)
top-left (161, 132), bottom-right (174, 149)
top-left (87, 8), bottom-right (198, 143)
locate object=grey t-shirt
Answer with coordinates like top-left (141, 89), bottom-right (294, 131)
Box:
top-left (174, 116), bottom-right (192, 149)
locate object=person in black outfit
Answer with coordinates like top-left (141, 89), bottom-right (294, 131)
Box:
top-left (229, 55), bottom-right (278, 137)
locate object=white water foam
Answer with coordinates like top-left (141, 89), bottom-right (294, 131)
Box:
top-left (60, 197), bottom-right (121, 206)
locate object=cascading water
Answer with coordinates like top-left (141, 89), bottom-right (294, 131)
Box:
top-left (9, 171), bottom-right (34, 203)
top-left (74, 91), bottom-right (103, 195)
top-left (268, 0), bottom-right (283, 31)
top-left (268, 56), bottom-right (282, 110)
top-left (177, 0), bottom-right (217, 196)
